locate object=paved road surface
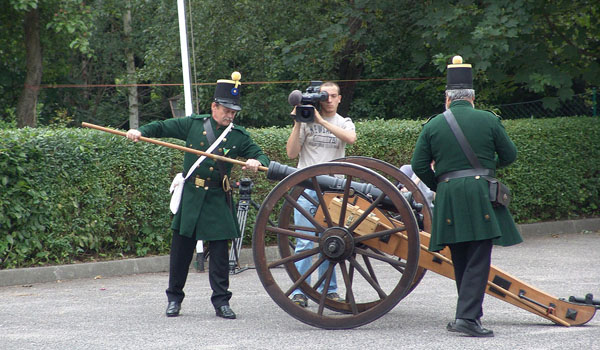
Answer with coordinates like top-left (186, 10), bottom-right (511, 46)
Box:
top-left (1, 231), bottom-right (599, 350)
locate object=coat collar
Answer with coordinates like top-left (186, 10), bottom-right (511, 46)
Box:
top-left (449, 99), bottom-right (474, 109)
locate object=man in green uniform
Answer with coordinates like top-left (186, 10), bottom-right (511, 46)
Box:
top-left (126, 72), bottom-right (269, 319)
top-left (411, 56), bottom-right (522, 337)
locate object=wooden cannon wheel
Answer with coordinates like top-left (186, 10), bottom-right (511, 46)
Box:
top-left (252, 162), bottom-right (421, 329)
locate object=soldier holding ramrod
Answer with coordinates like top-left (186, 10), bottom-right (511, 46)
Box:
top-left (126, 72), bottom-right (269, 319)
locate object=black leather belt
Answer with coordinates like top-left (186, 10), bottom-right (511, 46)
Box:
top-left (186, 176), bottom-right (221, 189)
top-left (437, 168), bottom-right (494, 183)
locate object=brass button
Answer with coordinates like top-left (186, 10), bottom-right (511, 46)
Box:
top-left (218, 148), bottom-right (223, 152)
top-left (484, 214), bottom-right (490, 220)
top-left (203, 131), bottom-right (207, 135)
top-left (209, 167), bottom-right (214, 171)
top-left (204, 186), bottom-right (209, 190)
top-left (223, 138), bottom-right (227, 142)
top-left (189, 144), bottom-right (192, 147)
top-left (445, 179), bottom-right (449, 183)
top-left (200, 142), bottom-right (204, 146)
top-left (475, 175), bottom-right (480, 179)
top-left (207, 177), bottom-right (211, 181)
top-left (446, 219), bottom-right (451, 224)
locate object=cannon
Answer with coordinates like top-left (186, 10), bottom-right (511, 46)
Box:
top-left (82, 123), bottom-right (597, 330)
top-left (251, 157), bottom-right (598, 329)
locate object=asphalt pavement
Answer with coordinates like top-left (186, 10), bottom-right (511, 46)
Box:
top-left (1, 218), bottom-right (599, 350)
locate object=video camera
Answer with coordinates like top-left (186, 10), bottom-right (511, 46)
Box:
top-left (287, 81), bottom-right (329, 123)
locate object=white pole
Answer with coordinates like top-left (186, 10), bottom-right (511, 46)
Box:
top-left (177, 0), bottom-right (193, 116)
top-left (178, 0), bottom-right (203, 261)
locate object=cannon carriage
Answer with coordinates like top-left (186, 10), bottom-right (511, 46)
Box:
top-left (251, 157), bottom-right (598, 330)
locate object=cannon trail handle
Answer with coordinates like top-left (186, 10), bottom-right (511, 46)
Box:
top-left (81, 122), bottom-right (268, 172)
top-left (396, 231), bottom-right (572, 326)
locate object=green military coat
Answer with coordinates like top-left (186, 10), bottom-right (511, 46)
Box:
top-left (411, 100), bottom-right (522, 252)
top-left (139, 114), bottom-right (269, 241)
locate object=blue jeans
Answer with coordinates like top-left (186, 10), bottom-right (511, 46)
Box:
top-left (293, 189), bottom-right (338, 296)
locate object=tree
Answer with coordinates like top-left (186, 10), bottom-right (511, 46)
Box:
top-left (2, 0), bottom-right (597, 129)
top-left (123, 0), bottom-right (139, 128)
top-left (6, 0), bottom-right (93, 128)
top-left (15, 6), bottom-right (42, 127)
top-left (413, 0), bottom-right (600, 109)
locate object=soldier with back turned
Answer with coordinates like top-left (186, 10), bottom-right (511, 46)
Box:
top-left (411, 56), bottom-right (522, 337)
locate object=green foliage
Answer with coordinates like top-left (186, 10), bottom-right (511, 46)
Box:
top-left (415, 0), bottom-right (600, 107)
top-left (3, 0), bottom-right (599, 128)
top-left (8, 0), bottom-right (38, 11)
top-left (45, 1), bottom-right (94, 56)
top-left (0, 117), bottom-right (598, 269)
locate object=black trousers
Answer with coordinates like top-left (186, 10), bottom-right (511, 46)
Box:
top-left (448, 239), bottom-right (493, 321)
top-left (165, 231), bottom-right (232, 309)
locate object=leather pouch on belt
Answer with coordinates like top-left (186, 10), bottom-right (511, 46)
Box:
top-left (488, 178), bottom-right (511, 207)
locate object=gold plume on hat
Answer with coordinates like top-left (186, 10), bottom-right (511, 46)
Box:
top-left (231, 71), bottom-right (241, 88)
top-left (448, 55), bottom-right (472, 68)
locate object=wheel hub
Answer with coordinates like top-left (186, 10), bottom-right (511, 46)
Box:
top-left (320, 227), bottom-right (354, 261)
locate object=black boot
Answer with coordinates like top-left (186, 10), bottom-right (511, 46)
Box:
top-left (449, 319), bottom-right (494, 337)
top-left (166, 301), bottom-right (181, 317)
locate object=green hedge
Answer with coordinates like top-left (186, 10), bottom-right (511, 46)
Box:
top-left (0, 128), bottom-right (181, 269)
top-left (1, 117), bottom-right (599, 269)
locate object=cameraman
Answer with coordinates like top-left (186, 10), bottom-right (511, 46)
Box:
top-left (286, 81), bottom-right (356, 307)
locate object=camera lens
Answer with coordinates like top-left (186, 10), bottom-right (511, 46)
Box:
top-left (295, 105), bottom-right (314, 123)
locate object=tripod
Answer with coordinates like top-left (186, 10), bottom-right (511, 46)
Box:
top-left (194, 178), bottom-right (260, 274)
top-left (228, 178), bottom-right (262, 274)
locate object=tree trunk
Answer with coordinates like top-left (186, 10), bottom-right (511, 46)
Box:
top-left (16, 8), bottom-right (42, 128)
top-left (336, 17), bottom-right (365, 118)
top-left (124, 1), bottom-right (139, 129)
top-left (337, 57), bottom-right (363, 118)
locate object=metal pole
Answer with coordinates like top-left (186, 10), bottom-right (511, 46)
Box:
top-left (177, 0), bottom-right (193, 116)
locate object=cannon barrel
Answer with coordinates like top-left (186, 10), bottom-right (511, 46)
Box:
top-left (267, 161), bottom-right (423, 215)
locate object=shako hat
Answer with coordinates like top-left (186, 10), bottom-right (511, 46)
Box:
top-left (446, 55), bottom-right (473, 89)
top-left (214, 71), bottom-right (242, 111)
